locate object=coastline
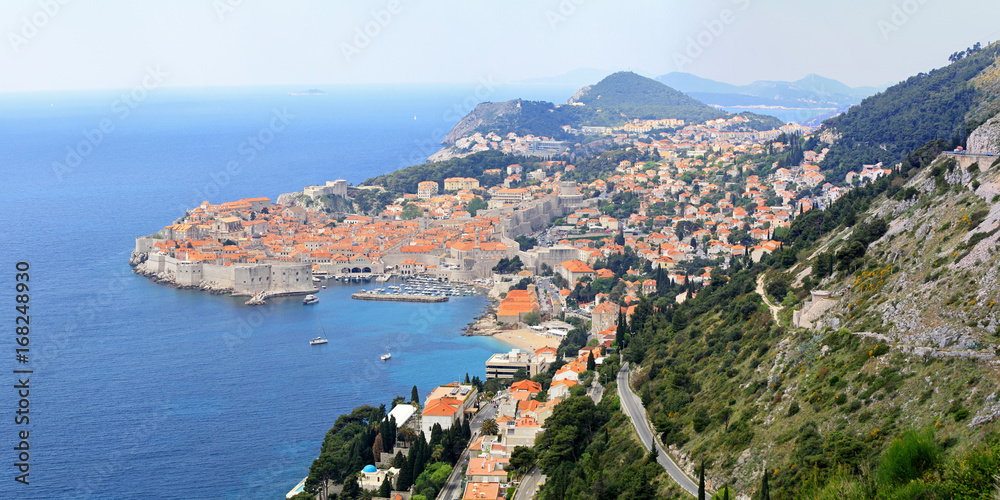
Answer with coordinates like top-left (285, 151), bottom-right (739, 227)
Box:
top-left (492, 328), bottom-right (562, 352)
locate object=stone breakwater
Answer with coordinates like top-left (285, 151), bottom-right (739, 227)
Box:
top-left (350, 292), bottom-right (448, 303)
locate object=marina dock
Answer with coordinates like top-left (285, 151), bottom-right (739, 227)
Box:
top-left (352, 292), bottom-right (449, 303)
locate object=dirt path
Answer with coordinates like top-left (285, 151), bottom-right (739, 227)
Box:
top-left (756, 273), bottom-right (782, 322)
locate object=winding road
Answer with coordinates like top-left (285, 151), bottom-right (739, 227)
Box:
top-left (617, 363), bottom-right (698, 497)
top-left (756, 273), bottom-right (781, 322)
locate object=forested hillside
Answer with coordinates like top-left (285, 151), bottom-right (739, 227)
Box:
top-left (361, 151), bottom-right (533, 194)
top-left (819, 42), bottom-right (1000, 182)
top-left (594, 138), bottom-right (1000, 498)
top-left (568, 71), bottom-right (727, 123)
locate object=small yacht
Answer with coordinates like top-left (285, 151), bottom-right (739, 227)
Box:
top-left (302, 294), bottom-right (319, 305)
top-left (312, 317), bottom-right (329, 345)
top-left (381, 335), bottom-right (391, 361)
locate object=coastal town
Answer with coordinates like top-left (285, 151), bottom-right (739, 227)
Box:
top-left (127, 108), bottom-right (900, 500)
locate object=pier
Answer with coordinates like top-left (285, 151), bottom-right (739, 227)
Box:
top-left (351, 292), bottom-right (449, 303)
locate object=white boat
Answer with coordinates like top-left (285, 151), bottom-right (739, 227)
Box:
top-left (381, 335), bottom-right (391, 361)
top-left (303, 294), bottom-right (318, 305)
top-left (311, 318), bottom-right (329, 345)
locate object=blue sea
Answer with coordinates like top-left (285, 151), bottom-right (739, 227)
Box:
top-left (0, 83), bottom-right (577, 499)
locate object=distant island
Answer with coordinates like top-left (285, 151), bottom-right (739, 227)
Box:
top-left (288, 89), bottom-right (326, 96)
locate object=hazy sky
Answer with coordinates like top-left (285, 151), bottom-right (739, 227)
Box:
top-left (2, 0), bottom-right (998, 92)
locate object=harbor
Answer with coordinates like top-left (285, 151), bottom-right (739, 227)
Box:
top-left (351, 292), bottom-right (449, 303)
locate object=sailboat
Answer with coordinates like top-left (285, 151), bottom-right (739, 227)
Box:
top-left (380, 334), bottom-right (391, 361)
top-left (310, 318), bottom-right (328, 345)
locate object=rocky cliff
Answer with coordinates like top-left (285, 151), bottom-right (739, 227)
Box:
top-left (440, 99), bottom-right (523, 145)
top-left (799, 151), bottom-right (1000, 356)
top-left (967, 113), bottom-right (1000, 154)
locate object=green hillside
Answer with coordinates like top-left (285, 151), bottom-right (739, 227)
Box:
top-left (570, 71), bottom-right (728, 123)
top-left (819, 42), bottom-right (1000, 183)
top-left (583, 140), bottom-right (1000, 498)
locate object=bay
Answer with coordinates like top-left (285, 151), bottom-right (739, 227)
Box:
top-left (0, 82), bottom-right (575, 499)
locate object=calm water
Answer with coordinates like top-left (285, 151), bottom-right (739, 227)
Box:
top-left (0, 83), bottom-right (575, 499)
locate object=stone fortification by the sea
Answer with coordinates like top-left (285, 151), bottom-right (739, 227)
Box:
top-left (130, 249), bottom-right (317, 296)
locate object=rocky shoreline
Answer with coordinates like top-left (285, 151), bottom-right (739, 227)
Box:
top-left (463, 302), bottom-right (499, 336)
top-left (131, 262), bottom-right (237, 295)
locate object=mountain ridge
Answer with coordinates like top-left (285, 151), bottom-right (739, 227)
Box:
top-left (438, 72), bottom-right (736, 148)
top-left (658, 71), bottom-right (883, 99)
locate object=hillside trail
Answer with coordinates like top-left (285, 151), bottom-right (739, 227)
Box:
top-left (756, 273), bottom-right (782, 322)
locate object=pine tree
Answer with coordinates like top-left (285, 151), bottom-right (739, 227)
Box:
top-left (698, 461), bottom-right (706, 500)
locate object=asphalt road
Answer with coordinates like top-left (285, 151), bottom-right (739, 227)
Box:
top-left (617, 363), bottom-right (698, 497)
top-left (436, 400), bottom-right (499, 500)
top-left (588, 379), bottom-right (604, 404)
top-left (512, 466), bottom-right (543, 500)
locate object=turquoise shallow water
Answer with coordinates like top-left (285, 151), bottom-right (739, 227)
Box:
top-left (0, 84), bottom-right (575, 499)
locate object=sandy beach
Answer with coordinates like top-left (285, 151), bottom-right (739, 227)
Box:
top-left (492, 328), bottom-right (562, 352)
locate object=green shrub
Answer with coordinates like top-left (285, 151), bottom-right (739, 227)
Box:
top-left (692, 407), bottom-right (711, 433)
top-left (710, 486), bottom-right (735, 500)
top-left (787, 401), bottom-right (800, 417)
top-left (876, 429), bottom-right (940, 486)
top-left (953, 408), bottom-right (970, 422)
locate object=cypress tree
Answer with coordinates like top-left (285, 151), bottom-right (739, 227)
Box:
top-left (587, 351), bottom-right (596, 371)
top-left (723, 484), bottom-right (729, 500)
top-left (410, 385), bottom-right (419, 404)
top-left (396, 452), bottom-right (413, 490)
top-left (387, 416), bottom-right (397, 451)
top-left (698, 461), bottom-right (706, 500)
top-left (341, 474), bottom-right (361, 500)
top-left (761, 467), bottom-right (770, 500)
top-left (378, 476), bottom-right (392, 497)
top-left (615, 310), bottom-right (628, 349)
